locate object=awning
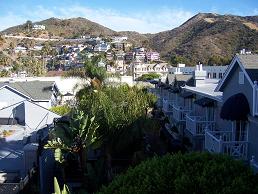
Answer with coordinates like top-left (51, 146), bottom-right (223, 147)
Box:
top-left (220, 93), bottom-right (250, 121)
top-left (194, 97), bottom-right (214, 107)
top-left (180, 92), bottom-right (194, 99)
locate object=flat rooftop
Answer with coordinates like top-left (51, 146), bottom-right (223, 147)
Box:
top-left (0, 125), bottom-right (38, 179)
top-left (183, 79), bottom-right (223, 101)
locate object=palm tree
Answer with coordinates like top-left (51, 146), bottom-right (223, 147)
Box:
top-left (45, 110), bottom-right (99, 171)
top-left (65, 59), bottom-right (107, 89)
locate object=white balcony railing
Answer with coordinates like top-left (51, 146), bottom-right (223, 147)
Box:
top-left (205, 130), bottom-right (248, 160)
top-left (186, 115), bottom-right (215, 136)
top-left (172, 105), bottom-right (191, 122)
top-left (162, 99), bottom-right (174, 115)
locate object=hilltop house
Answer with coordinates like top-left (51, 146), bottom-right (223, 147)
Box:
top-left (0, 81), bottom-right (60, 109)
top-left (151, 53), bottom-right (258, 172)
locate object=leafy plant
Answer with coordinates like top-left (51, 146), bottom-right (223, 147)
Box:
top-left (53, 177), bottom-right (70, 194)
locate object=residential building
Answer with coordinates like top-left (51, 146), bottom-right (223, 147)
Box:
top-left (14, 46), bottom-right (27, 53)
top-left (112, 36), bottom-right (128, 42)
top-left (131, 61), bottom-right (168, 80)
top-left (151, 54), bottom-right (258, 172)
top-left (94, 43), bottom-right (110, 52)
top-left (0, 81), bottom-right (60, 109)
top-left (32, 24), bottom-right (46, 30)
top-left (125, 52), bottom-right (134, 62)
top-left (168, 63), bottom-right (228, 79)
top-left (146, 52), bottom-right (160, 61)
top-left (0, 100), bottom-right (60, 193)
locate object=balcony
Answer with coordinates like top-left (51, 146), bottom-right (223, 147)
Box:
top-left (172, 105), bottom-right (191, 122)
top-left (205, 130), bottom-right (248, 160)
top-left (186, 115), bottom-right (215, 136)
top-left (162, 99), bottom-right (174, 115)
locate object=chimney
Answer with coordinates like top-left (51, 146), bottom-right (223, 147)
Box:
top-left (194, 63), bottom-right (207, 86)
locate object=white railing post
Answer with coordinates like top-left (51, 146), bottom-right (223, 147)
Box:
top-left (219, 136), bottom-right (223, 153)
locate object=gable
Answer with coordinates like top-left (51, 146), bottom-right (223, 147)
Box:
top-left (216, 57), bottom-right (253, 92)
top-left (0, 87), bottom-right (30, 108)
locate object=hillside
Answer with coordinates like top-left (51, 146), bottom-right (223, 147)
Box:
top-left (1, 13), bottom-right (258, 64)
top-left (149, 13), bottom-right (258, 64)
top-left (1, 17), bottom-right (117, 38)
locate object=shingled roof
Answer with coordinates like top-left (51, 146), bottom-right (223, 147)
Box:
top-left (0, 81), bottom-right (57, 101)
top-left (237, 54), bottom-right (258, 82)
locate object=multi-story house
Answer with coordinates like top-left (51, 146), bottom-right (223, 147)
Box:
top-left (168, 63), bottom-right (228, 79)
top-left (146, 52), bottom-right (160, 62)
top-left (0, 99), bottom-right (60, 193)
top-left (0, 81), bottom-right (60, 109)
top-left (94, 43), bottom-right (110, 52)
top-left (131, 61), bottom-right (168, 80)
top-left (152, 53), bottom-right (258, 171)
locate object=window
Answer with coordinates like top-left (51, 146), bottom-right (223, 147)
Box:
top-left (239, 72), bottom-right (244, 84)
top-left (219, 73), bottom-right (223, 79)
top-left (207, 73), bottom-right (211, 78)
top-left (213, 73), bottom-right (217, 78)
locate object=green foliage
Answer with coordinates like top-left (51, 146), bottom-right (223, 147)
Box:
top-left (50, 105), bottom-right (71, 116)
top-left (208, 55), bottom-right (231, 66)
top-left (65, 57), bottom-right (107, 86)
top-left (17, 56), bottom-right (45, 76)
top-left (53, 177), bottom-right (70, 194)
top-left (98, 153), bottom-right (258, 194)
top-left (136, 73), bottom-right (160, 81)
top-left (78, 85), bottom-right (156, 134)
top-left (0, 70), bottom-right (9, 77)
top-left (170, 55), bottom-right (190, 66)
top-left (45, 111), bottom-right (99, 161)
top-left (77, 85), bottom-right (157, 154)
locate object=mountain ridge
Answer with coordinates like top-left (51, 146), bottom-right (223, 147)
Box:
top-left (1, 13), bottom-right (258, 64)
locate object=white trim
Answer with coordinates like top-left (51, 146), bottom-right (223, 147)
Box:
top-left (215, 56), bottom-right (254, 91)
top-left (183, 87), bottom-right (222, 102)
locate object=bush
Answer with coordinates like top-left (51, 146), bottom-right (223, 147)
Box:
top-left (50, 105), bottom-right (71, 116)
top-left (98, 153), bottom-right (258, 194)
top-left (136, 73), bottom-right (160, 81)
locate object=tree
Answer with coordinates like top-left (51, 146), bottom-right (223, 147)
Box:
top-left (77, 85), bottom-right (157, 180)
top-left (98, 153), bottom-right (258, 194)
top-left (65, 58), bottom-right (107, 89)
top-left (136, 73), bottom-right (160, 81)
top-left (44, 110), bottom-right (99, 171)
top-left (25, 20), bottom-right (33, 32)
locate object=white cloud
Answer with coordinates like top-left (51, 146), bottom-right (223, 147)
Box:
top-left (0, 5), bottom-right (194, 33)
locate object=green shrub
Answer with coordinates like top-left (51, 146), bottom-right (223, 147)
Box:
top-left (136, 73), bottom-right (160, 82)
top-left (50, 105), bottom-right (71, 116)
top-left (98, 153), bottom-right (258, 194)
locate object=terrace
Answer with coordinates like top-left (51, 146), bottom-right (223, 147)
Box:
top-left (205, 130), bottom-right (248, 160)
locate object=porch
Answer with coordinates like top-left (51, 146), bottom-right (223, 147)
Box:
top-left (186, 114), bottom-right (215, 136)
top-left (205, 130), bottom-right (248, 160)
top-left (172, 105), bottom-right (191, 122)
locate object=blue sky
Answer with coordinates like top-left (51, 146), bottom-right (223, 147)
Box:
top-left (0, 0), bottom-right (257, 33)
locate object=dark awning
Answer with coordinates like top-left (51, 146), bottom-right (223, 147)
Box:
top-left (220, 93), bottom-right (250, 121)
top-left (194, 97), bottom-right (215, 107)
top-left (180, 92), bottom-right (194, 99)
